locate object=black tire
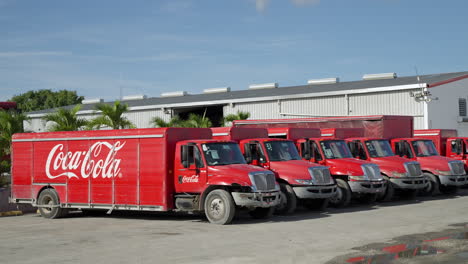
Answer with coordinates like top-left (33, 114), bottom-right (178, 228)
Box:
top-left (248, 207), bottom-right (274, 219)
top-left (275, 183), bottom-right (297, 214)
top-left (329, 179), bottom-right (352, 208)
top-left (204, 189), bottom-right (236, 225)
top-left (356, 193), bottom-right (378, 204)
top-left (440, 185), bottom-right (458, 195)
top-left (400, 189), bottom-right (418, 200)
top-left (303, 198), bottom-right (329, 211)
top-left (378, 176), bottom-right (395, 202)
top-left (420, 173), bottom-right (440, 196)
top-left (37, 189), bottom-right (67, 219)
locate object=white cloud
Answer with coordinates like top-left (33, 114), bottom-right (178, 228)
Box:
top-left (255, 0), bottom-right (270, 12)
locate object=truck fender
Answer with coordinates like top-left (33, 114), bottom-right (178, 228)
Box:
top-left (199, 177), bottom-right (252, 211)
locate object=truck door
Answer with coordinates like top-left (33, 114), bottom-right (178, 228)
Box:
top-left (395, 141), bottom-right (414, 159)
top-left (348, 140), bottom-right (368, 160)
top-left (449, 139), bottom-right (464, 160)
top-left (244, 141), bottom-right (268, 168)
top-left (177, 143), bottom-right (207, 193)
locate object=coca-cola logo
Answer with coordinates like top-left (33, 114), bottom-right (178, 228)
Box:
top-left (45, 141), bottom-right (126, 179)
top-left (182, 175), bottom-right (199, 183)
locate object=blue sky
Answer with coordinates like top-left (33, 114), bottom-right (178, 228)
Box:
top-left (1, 0), bottom-right (467, 101)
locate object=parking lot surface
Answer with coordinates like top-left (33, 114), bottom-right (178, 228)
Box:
top-left (1, 191), bottom-right (468, 264)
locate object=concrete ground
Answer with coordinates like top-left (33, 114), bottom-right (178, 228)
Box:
top-left (1, 191), bottom-right (468, 264)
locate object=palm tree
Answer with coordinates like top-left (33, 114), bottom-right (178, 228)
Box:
top-left (0, 110), bottom-right (30, 155)
top-left (151, 115), bottom-right (186, 128)
top-left (88, 101), bottom-right (134, 130)
top-left (222, 111), bottom-right (251, 126)
top-left (184, 113), bottom-right (212, 128)
top-left (43, 105), bottom-right (89, 132)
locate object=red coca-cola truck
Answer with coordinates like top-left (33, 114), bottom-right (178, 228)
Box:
top-left (10, 128), bottom-right (280, 225)
top-left (211, 127), bottom-right (336, 213)
top-left (414, 129), bottom-right (468, 171)
top-left (264, 127), bottom-right (385, 207)
top-left (234, 115), bottom-right (467, 195)
top-left (322, 128), bottom-right (426, 201)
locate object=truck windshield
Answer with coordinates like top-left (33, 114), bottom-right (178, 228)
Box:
top-left (202, 143), bottom-right (246, 166)
top-left (411, 140), bottom-right (439, 157)
top-left (365, 140), bottom-right (395, 158)
top-left (264, 141), bottom-right (302, 161)
top-left (320, 140), bottom-right (353, 159)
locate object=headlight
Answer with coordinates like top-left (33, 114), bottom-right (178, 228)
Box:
top-left (435, 170), bottom-right (452, 176)
top-left (349, 175), bottom-right (366, 181)
top-left (295, 179), bottom-right (315, 185)
top-left (391, 171), bottom-right (408, 178)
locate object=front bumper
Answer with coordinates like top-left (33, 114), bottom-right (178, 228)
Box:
top-left (293, 184), bottom-right (337, 199)
top-left (437, 174), bottom-right (468, 186)
top-left (390, 176), bottom-right (427, 190)
top-left (348, 180), bottom-right (386, 194)
top-left (231, 191), bottom-right (280, 208)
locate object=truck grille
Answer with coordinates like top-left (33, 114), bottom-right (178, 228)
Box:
top-left (251, 173), bottom-right (276, 191)
top-left (309, 167), bottom-right (333, 185)
top-left (404, 162), bottom-right (422, 177)
top-left (449, 161), bottom-right (466, 175)
top-left (362, 164), bottom-right (382, 180)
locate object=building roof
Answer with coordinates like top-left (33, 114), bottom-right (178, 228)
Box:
top-left (28, 71), bottom-right (468, 115)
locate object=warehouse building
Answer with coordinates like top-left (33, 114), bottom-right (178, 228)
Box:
top-left (25, 71), bottom-right (468, 136)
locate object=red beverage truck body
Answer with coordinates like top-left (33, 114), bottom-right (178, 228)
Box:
top-left (211, 127), bottom-right (336, 213)
top-left (414, 129), bottom-right (468, 171)
top-left (10, 128), bottom-right (280, 224)
top-left (321, 128), bottom-right (426, 201)
top-left (262, 127), bottom-right (385, 207)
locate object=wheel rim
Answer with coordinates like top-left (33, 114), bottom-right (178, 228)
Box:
top-left (424, 180), bottom-right (433, 193)
top-left (330, 187), bottom-right (343, 204)
top-left (209, 198), bottom-right (224, 219)
top-left (42, 196), bottom-right (53, 214)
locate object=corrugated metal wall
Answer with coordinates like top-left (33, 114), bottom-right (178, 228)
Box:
top-left (348, 89), bottom-right (423, 116)
top-left (281, 95), bottom-right (347, 116)
top-left (223, 101), bottom-right (282, 119)
top-left (123, 109), bottom-right (170, 128)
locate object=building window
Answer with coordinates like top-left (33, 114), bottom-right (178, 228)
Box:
top-left (459, 98), bottom-right (467, 117)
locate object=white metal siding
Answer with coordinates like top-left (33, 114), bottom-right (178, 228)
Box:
top-left (348, 89), bottom-right (423, 116)
top-left (123, 109), bottom-right (170, 128)
top-left (428, 78), bottom-right (468, 136)
top-left (223, 101), bottom-right (282, 119)
top-left (281, 95), bottom-right (347, 116)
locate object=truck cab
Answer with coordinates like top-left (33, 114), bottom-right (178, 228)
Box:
top-left (175, 139), bottom-right (281, 222)
top-left (446, 137), bottom-right (468, 170)
top-left (294, 137), bottom-right (385, 207)
top-left (267, 127), bottom-right (385, 207)
top-left (414, 129), bottom-right (468, 172)
top-left (212, 127), bottom-right (336, 214)
top-left (346, 137), bottom-right (426, 200)
top-left (390, 138), bottom-right (468, 195)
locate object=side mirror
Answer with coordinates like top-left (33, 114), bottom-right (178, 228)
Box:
top-left (244, 144), bottom-right (252, 163)
top-left (303, 139), bottom-right (311, 160)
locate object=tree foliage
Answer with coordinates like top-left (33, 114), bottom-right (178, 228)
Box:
top-left (222, 111), bottom-right (251, 126)
top-left (0, 110), bottom-right (29, 156)
top-left (87, 101), bottom-right (134, 130)
top-left (151, 114), bottom-right (212, 128)
top-left (42, 105), bottom-right (89, 132)
top-left (10, 90), bottom-right (84, 112)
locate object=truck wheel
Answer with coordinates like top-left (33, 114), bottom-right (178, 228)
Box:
top-left (357, 193), bottom-right (377, 204)
top-left (400, 189), bottom-right (418, 200)
top-left (420, 173), bottom-right (440, 196)
top-left (248, 207), bottom-right (274, 219)
top-left (37, 189), bottom-right (67, 219)
top-left (329, 179), bottom-right (351, 208)
top-left (378, 176), bottom-right (395, 202)
top-left (304, 199), bottom-right (329, 211)
top-left (275, 183), bottom-right (297, 214)
top-left (440, 185), bottom-right (458, 195)
top-left (204, 189), bottom-right (236, 225)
